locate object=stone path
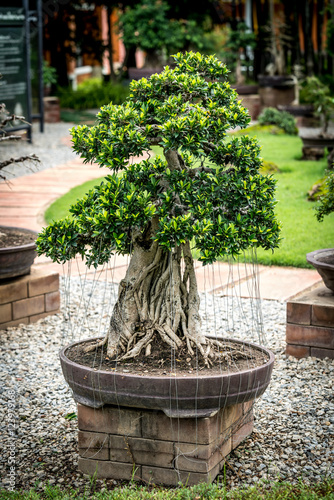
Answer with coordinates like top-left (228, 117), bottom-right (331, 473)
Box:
top-left (0, 127), bottom-right (321, 301)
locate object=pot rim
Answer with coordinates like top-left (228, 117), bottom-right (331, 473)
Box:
top-left (306, 248), bottom-right (334, 271)
top-left (0, 225), bottom-right (37, 253)
top-left (59, 335), bottom-right (275, 381)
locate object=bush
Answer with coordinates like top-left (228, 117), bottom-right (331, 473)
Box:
top-left (258, 107), bottom-right (298, 135)
top-left (58, 78), bottom-right (129, 110)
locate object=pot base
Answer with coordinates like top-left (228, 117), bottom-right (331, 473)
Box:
top-left (77, 400), bottom-right (254, 486)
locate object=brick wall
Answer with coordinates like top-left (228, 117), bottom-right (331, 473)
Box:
top-left (286, 284), bottom-right (334, 359)
top-left (76, 400), bottom-right (254, 486)
top-left (0, 267), bottom-right (60, 329)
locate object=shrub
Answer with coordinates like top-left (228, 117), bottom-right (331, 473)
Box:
top-left (258, 107), bottom-right (298, 135)
top-left (315, 169), bottom-right (334, 221)
top-left (58, 78), bottom-right (129, 110)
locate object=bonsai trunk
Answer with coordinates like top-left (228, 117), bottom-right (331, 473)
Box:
top-left (103, 236), bottom-right (208, 361)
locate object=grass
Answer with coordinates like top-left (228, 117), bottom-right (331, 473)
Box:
top-left (1, 478), bottom-right (333, 499)
top-left (60, 109), bottom-right (98, 125)
top-left (242, 130), bottom-right (333, 267)
top-left (44, 178), bottom-right (104, 224)
top-left (44, 129), bottom-right (334, 268)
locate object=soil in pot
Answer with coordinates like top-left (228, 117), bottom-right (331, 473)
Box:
top-left (66, 336), bottom-right (269, 377)
top-left (0, 227), bottom-right (36, 248)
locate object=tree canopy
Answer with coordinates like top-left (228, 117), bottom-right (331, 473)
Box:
top-left (37, 52), bottom-right (281, 267)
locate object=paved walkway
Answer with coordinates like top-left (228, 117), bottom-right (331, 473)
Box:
top-left (0, 127), bottom-right (321, 301)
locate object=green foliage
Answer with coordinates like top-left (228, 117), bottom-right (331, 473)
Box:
top-left (307, 176), bottom-right (327, 202)
top-left (258, 108), bottom-right (298, 135)
top-left (224, 22), bottom-right (257, 81)
top-left (58, 79), bottom-right (129, 110)
top-left (1, 478), bottom-right (334, 499)
top-left (260, 160), bottom-right (280, 174)
top-left (118, 0), bottom-right (210, 64)
top-left (315, 169), bottom-right (334, 222)
top-left (300, 77), bottom-right (334, 134)
top-left (37, 52), bottom-right (281, 267)
top-left (43, 61), bottom-right (58, 87)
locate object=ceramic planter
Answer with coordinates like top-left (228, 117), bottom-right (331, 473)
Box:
top-left (307, 248), bottom-right (334, 292)
top-left (59, 336), bottom-right (275, 418)
top-left (0, 226), bottom-right (37, 280)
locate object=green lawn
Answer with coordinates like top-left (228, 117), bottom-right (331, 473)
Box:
top-left (44, 130), bottom-right (333, 268)
top-left (1, 479), bottom-right (334, 499)
top-left (245, 131), bottom-right (332, 267)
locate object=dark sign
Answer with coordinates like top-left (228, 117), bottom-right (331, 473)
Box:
top-left (0, 6), bottom-right (30, 125)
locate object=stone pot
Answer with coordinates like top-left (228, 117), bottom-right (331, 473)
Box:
top-left (258, 74), bottom-right (296, 89)
top-left (300, 134), bottom-right (334, 161)
top-left (278, 104), bottom-right (314, 117)
top-left (306, 248), bottom-right (334, 293)
top-left (59, 336), bottom-right (275, 418)
top-left (0, 226), bottom-right (37, 280)
top-left (258, 74), bottom-right (297, 108)
top-left (300, 134), bottom-right (334, 150)
top-left (128, 67), bottom-right (162, 81)
top-left (231, 84), bottom-right (259, 95)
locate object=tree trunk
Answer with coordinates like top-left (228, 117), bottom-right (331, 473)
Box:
top-left (102, 235), bottom-right (208, 361)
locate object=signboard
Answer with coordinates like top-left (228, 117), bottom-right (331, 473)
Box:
top-left (0, 5), bottom-right (32, 135)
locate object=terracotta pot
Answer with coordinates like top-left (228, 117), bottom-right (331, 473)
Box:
top-left (306, 248), bottom-right (334, 293)
top-left (59, 337), bottom-right (275, 418)
top-left (0, 226), bottom-right (37, 280)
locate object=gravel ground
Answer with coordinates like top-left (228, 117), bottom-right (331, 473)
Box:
top-left (0, 277), bottom-right (333, 495)
top-left (1, 122), bottom-right (77, 180)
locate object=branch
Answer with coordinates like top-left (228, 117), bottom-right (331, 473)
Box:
top-left (0, 135), bottom-right (22, 142)
top-left (0, 154), bottom-right (40, 171)
top-left (1, 114), bottom-right (27, 128)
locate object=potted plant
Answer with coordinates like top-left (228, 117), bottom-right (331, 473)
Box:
top-left (307, 168), bottom-right (334, 292)
top-left (299, 76), bottom-right (334, 160)
top-left (0, 102), bottom-right (39, 279)
top-left (36, 52), bottom-right (281, 483)
top-left (224, 22), bottom-right (257, 92)
top-left (118, 0), bottom-right (207, 80)
top-left (257, 5), bottom-right (297, 108)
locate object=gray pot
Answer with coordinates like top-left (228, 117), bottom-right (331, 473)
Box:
top-left (307, 248), bottom-right (334, 292)
top-left (0, 226), bottom-right (37, 280)
top-left (59, 337), bottom-right (275, 418)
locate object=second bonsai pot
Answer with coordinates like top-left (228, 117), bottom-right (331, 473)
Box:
top-left (307, 248), bottom-right (334, 292)
top-left (0, 226), bottom-right (37, 280)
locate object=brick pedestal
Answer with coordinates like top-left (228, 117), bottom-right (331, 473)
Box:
top-left (77, 401), bottom-right (254, 486)
top-left (0, 267), bottom-right (60, 329)
top-left (286, 283), bottom-right (334, 359)
top-left (237, 94), bottom-right (261, 120)
top-left (43, 96), bottom-right (60, 123)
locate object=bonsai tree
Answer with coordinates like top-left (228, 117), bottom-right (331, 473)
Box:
top-left (37, 52), bottom-right (281, 365)
top-left (301, 76), bottom-right (334, 136)
top-left (118, 0), bottom-right (207, 68)
top-left (224, 22), bottom-right (256, 85)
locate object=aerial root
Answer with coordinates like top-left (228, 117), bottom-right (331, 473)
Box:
top-left (83, 336), bottom-right (108, 353)
top-left (120, 330), bottom-right (154, 360)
